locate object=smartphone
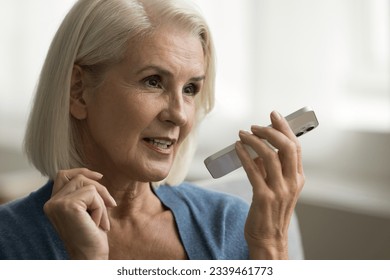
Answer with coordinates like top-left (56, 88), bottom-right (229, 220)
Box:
top-left (203, 106), bottom-right (319, 178)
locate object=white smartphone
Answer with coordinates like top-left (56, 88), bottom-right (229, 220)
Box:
top-left (204, 106), bottom-right (319, 178)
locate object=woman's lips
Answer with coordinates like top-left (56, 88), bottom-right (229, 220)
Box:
top-left (143, 137), bottom-right (176, 154)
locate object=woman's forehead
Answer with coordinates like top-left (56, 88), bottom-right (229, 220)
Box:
top-left (123, 27), bottom-right (205, 76)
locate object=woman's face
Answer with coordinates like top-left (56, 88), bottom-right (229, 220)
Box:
top-left (78, 26), bottom-right (205, 182)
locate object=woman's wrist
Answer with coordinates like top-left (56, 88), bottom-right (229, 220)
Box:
top-left (248, 246), bottom-right (288, 260)
top-left (247, 239), bottom-right (289, 260)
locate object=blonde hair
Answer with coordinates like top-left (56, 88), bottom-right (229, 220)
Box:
top-left (24, 0), bottom-right (215, 186)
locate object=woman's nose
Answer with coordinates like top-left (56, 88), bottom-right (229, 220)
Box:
top-left (159, 93), bottom-right (188, 127)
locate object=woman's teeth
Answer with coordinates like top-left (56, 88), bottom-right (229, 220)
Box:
top-left (147, 138), bottom-right (172, 149)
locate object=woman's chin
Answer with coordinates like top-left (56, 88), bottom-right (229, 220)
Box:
top-left (141, 168), bottom-right (171, 183)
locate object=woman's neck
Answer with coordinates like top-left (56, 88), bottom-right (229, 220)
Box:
top-left (100, 176), bottom-right (163, 220)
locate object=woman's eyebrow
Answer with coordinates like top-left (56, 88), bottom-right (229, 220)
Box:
top-left (136, 65), bottom-right (171, 76)
top-left (189, 75), bottom-right (206, 82)
top-left (136, 65), bottom-right (205, 81)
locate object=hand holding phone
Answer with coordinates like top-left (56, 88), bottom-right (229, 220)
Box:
top-left (204, 107), bottom-right (319, 178)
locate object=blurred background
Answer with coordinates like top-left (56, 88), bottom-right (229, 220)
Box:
top-left (0, 0), bottom-right (389, 259)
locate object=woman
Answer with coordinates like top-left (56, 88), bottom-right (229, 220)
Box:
top-left (0, 0), bottom-right (304, 260)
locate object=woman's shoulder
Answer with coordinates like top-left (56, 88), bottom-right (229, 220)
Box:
top-left (0, 181), bottom-right (67, 259)
top-left (0, 181), bottom-right (52, 218)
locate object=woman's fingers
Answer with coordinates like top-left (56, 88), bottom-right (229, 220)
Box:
top-left (267, 111), bottom-right (304, 175)
top-left (242, 111), bottom-right (303, 181)
top-left (44, 168), bottom-right (114, 259)
top-left (47, 184), bottom-right (112, 231)
top-left (269, 111), bottom-right (296, 139)
top-left (54, 168), bottom-right (103, 190)
top-left (49, 168), bottom-right (116, 232)
top-left (238, 111), bottom-right (306, 259)
top-left (76, 185), bottom-right (110, 231)
top-left (56, 168), bottom-right (103, 187)
top-left (238, 131), bottom-right (283, 184)
top-left (235, 140), bottom-right (267, 191)
top-left (53, 169), bottom-right (116, 208)
top-left (249, 126), bottom-right (299, 180)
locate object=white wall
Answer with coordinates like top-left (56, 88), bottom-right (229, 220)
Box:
top-left (0, 0), bottom-right (77, 149)
top-left (192, 0), bottom-right (390, 219)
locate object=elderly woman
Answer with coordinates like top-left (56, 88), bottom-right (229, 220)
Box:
top-left (0, 0), bottom-right (304, 260)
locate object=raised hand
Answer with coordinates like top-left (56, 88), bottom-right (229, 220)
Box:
top-left (236, 111), bottom-right (305, 259)
top-left (44, 168), bottom-right (117, 259)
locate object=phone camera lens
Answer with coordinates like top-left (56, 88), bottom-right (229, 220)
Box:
top-left (296, 131), bottom-right (304, 137)
top-left (305, 126), bottom-right (315, 132)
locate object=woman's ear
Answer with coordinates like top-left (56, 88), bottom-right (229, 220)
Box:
top-left (70, 65), bottom-right (88, 120)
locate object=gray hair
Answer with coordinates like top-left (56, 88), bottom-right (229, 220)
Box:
top-left (24, 0), bottom-right (215, 186)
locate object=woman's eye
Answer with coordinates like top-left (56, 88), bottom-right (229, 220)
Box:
top-left (143, 75), bottom-right (162, 88)
top-left (183, 83), bottom-right (199, 96)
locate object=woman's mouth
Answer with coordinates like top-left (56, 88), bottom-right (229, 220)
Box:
top-left (144, 138), bottom-right (174, 150)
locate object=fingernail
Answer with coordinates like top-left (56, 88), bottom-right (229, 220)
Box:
top-left (239, 130), bottom-right (251, 136)
top-left (271, 110), bottom-right (281, 120)
top-left (94, 172), bottom-right (104, 179)
top-left (110, 197), bottom-right (117, 207)
top-left (251, 125), bottom-right (263, 132)
top-left (102, 224), bottom-right (110, 232)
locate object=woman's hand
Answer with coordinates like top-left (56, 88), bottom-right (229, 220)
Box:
top-left (43, 168), bottom-right (117, 259)
top-left (236, 111), bottom-right (305, 259)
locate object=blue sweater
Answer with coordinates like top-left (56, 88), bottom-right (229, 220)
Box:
top-left (0, 181), bottom-right (249, 260)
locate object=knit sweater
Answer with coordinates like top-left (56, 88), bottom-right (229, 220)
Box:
top-left (0, 181), bottom-right (249, 259)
